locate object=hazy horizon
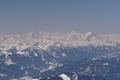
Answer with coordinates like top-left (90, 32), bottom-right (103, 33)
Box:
top-left (0, 0), bottom-right (120, 35)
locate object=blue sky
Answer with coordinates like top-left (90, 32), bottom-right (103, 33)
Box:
top-left (0, 0), bottom-right (120, 34)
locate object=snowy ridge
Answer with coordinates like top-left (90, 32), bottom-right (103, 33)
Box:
top-left (0, 31), bottom-right (119, 52)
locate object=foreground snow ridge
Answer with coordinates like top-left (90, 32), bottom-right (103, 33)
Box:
top-left (59, 74), bottom-right (71, 80)
top-left (0, 31), bottom-right (120, 52)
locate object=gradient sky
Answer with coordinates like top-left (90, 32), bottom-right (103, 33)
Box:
top-left (0, 0), bottom-right (120, 34)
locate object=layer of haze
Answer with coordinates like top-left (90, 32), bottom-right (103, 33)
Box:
top-left (0, 0), bottom-right (120, 35)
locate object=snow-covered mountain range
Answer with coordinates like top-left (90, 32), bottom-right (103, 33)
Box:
top-left (0, 31), bottom-right (120, 80)
top-left (0, 31), bottom-right (119, 52)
